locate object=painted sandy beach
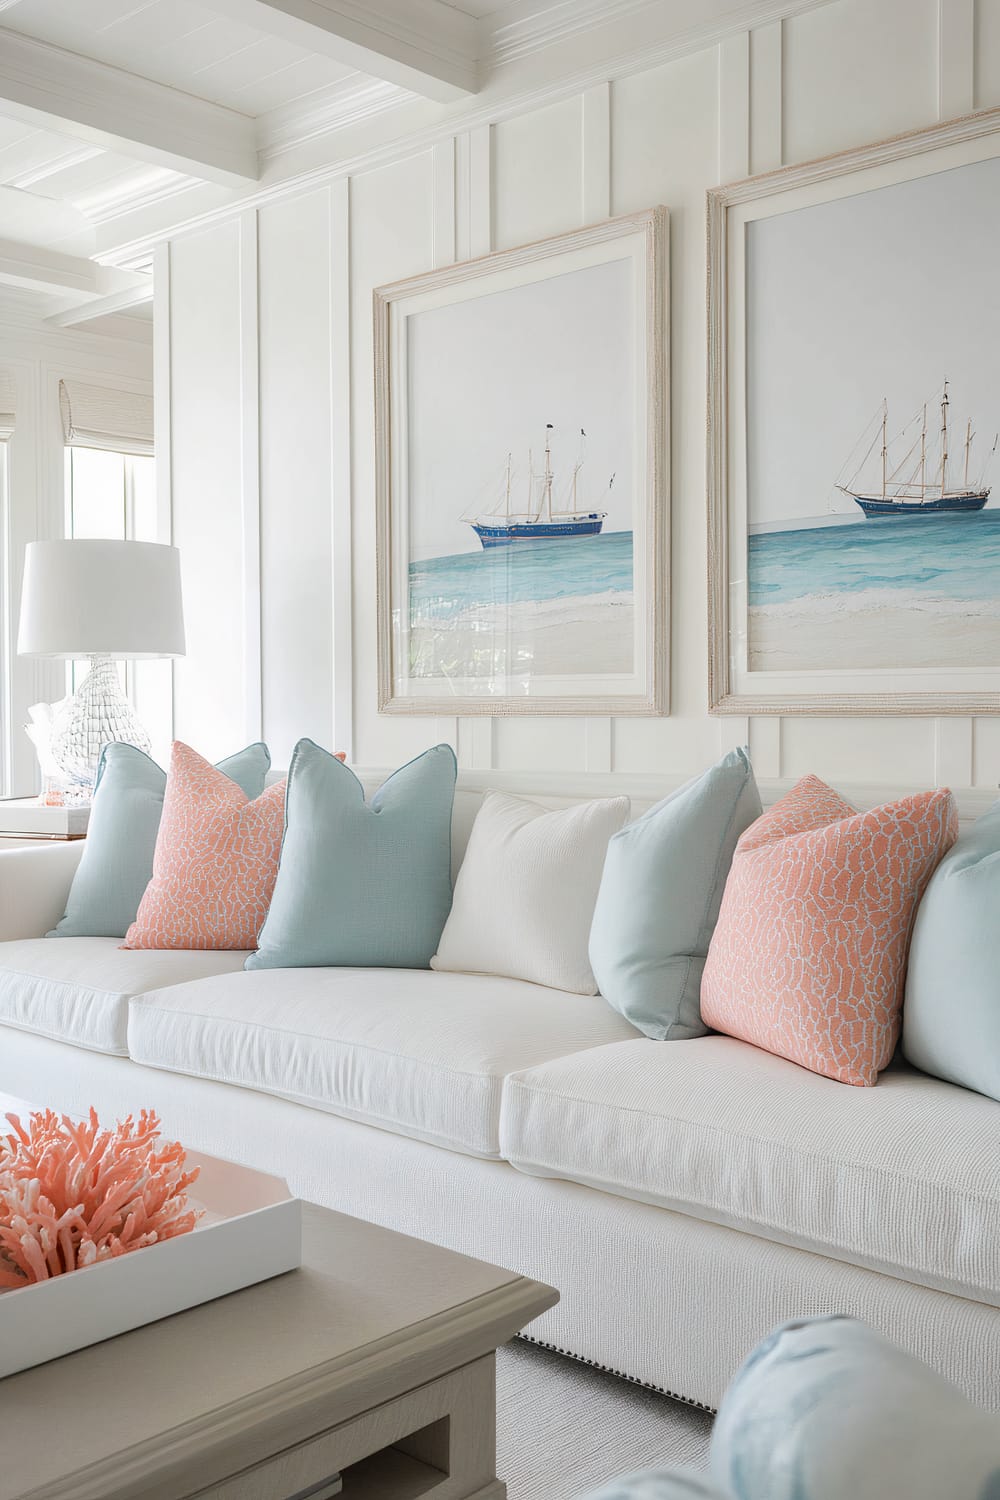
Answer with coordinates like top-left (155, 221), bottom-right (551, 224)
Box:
top-left (748, 512), bottom-right (1000, 671)
top-left (409, 531), bottom-right (634, 679)
top-left (410, 592), bottom-right (633, 678)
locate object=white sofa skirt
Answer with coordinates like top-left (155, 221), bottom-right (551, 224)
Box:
top-left (3, 1027), bottom-right (998, 1413)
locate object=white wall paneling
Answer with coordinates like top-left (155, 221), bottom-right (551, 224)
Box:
top-left (349, 153), bottom-right (456, 768)
top-left (581, 81), bottom-right (613, 773)
top-left (239, 212), bottom-right (263, 747)
top-left (258, 189), bottom-right (338, 766)
top-left (718, 32), bottom-right (751, 182)
top-left (154, 0), bottom-right (994, 793)
top-left (330, 176), bottom-right (354, 759)
top-left (975, 0), bottom-right (1000, 105)
top-left (452, 125), bottom-right (495, 773)
top-left (749, 21), bottom-right (783, 174)
top-left (782, 0), bottom-right (938, 162)
top-left (934, 717), bottom-right (975, 788)
top-left (749, 717), bottom-right (782, 781)
top-left (168, 221), bottom-right (247, 762)
top-left (939, 0), bottom-right (976, 116)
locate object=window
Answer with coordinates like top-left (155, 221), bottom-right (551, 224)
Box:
top-left (64, 445), bottom-right (171, 758)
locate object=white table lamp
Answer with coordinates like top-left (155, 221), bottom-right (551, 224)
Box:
top-left (18, 539), bottom-right (185, 790)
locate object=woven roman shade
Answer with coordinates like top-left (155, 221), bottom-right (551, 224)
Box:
top-left (59, 378), bottom-right (153, 457)
top-left (0, 369), bottom-right (15, 440)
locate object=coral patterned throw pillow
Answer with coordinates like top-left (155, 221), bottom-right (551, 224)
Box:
top-left (122, 742), bottom-right (286, 951)
top-left (701, 776), bottom-right (957, 1086)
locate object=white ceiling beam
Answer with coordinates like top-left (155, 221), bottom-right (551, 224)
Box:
top-left (0, 238), bottom-right (148, 299)
top-left (0, 30), bottom-right (259, 187)
top-left (44, 281), bottom-right (153, 330)
top-left (200, 0), bottom-right (479, 102)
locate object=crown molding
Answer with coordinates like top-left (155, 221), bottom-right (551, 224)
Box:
top-left (72, 167), bottom-right (196, 227)
top-left (486, 0), bottom-right (832, 72)
top-left (259, 75), bottom-right (412, 161)
top-left (487, 0), bottom-right (661, 68)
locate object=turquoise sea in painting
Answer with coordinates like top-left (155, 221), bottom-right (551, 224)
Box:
top-left (410, 530), bottom-right (632, 620)
top-left (408, 530), bottom-right (634, 678)
top-left (747, 511), bottom-right (1000, 671)
top-left (749, 511), bottom-right (1000, 607)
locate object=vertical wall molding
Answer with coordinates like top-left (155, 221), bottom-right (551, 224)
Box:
top-left (581, 81), bottom-right (612, 221)
top-left (580, 80), bottom-right (615, 773)
top-left (238, 210), bottom-right (263, 745)
top-left (718, 716), bottom-right (751, 757)
top-left (454, 125), bottom-right (496, 771)
top-left (330, 176), bottom-right (354, 759)
top-left (938, 0), bottom-right (975, 117)
top-left (934, 717), bottom-right (974, 787)
top-left (468, 125), bottom-right (493, 259)
top-left (431, 139), bottom-right (457, 269)
top-left (749, 716), bottom-right (782, 779)
top-left (749, 21), bottom-right (784, 172)
top-left (719, 31), bottom-right (751, 181)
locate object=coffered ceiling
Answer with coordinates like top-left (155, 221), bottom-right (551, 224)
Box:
top-left (0, 0), bottom-right (836, 337)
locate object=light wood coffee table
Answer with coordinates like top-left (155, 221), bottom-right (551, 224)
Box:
top-left (0, 1203), bottom-right (558, 1500)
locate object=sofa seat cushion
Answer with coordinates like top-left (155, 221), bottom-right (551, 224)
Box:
top-left (127, 967), bottom-right (641, 1158)
top-left (500, 1035), bottom-right (1000, 1304)
top-left (0, 939), bottom-right (250, 1056)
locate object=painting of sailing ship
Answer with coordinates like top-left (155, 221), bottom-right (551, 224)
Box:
top-left (837, 384), bottom-right (994, 518)
top-left (737, 146), bottom-right (1000, 680)
top-left (467, 427), bottom-right (611, 545)
top-left (375, 206), bottom-right (666, 714)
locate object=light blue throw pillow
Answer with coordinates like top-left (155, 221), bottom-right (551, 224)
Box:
top-left (903, 800), bottom-right (1000, 1102)
top-left (588, 748), bottom-right (761, 1040)
top-left (711, 1316), bottom-right (1000, 1500)
top-left (50, 740), bottom-right (271, 939)
top-left (247, 740), bottom-right (457, 971)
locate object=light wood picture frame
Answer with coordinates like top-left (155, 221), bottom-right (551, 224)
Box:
top-left (708, 108), bottom-right (1000, 716)
top-left (374, 207), bottom-right (668, 716)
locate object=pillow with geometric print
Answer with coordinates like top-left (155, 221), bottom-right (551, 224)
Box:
top-left (121, 741), bottom-right (285, 951)
top-left (701, 776), bottom-right (957, 1086)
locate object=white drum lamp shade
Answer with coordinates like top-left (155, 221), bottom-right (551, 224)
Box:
top-left (17, 540), bottom-right (185, 660)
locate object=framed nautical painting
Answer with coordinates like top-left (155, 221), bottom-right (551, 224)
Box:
top-left (708, 107), bottom-right (1000, 715)
top-left (374, 207), bottom-right (668, 715)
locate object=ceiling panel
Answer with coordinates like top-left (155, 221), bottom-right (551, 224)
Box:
top-left (0, 0), bottom-right (363, 112)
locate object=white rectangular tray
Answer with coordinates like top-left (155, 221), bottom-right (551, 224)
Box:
top-left (0, 1116), bottom-right (302, 1378)
top-left (0, 798), bottom-right (90, 837)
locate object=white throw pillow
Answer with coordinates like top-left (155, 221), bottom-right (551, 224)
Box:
top-left (432, 791), bottom-right (630, 994)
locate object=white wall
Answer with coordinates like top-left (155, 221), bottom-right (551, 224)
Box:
top-left (161, 0), bottom-right (1000, 788)
top-left (0, 313), bottom-right (153, 794)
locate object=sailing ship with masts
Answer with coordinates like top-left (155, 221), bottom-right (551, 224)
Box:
top-left (837, 381), bottom-right (996, 517)
top-left (465, 424), bottom-right (612, 547)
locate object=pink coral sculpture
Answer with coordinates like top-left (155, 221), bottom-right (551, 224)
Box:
top-left (0, 1108), bottom-right (200, 1290)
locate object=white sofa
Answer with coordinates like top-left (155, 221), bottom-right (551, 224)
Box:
top-left (0, 777), bottom-right (998, 1414)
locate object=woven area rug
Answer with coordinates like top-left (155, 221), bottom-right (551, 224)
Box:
top-left (496, 1340), bottom-right (713, 1499)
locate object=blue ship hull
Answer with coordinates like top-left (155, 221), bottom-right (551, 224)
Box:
top-left (471, 515), bottom-right (605, 548)
top-left (851, 490), bottom-right (989, 518)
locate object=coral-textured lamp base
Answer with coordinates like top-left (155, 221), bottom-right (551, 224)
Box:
top-left (51, 655), bottom-right (151, 789)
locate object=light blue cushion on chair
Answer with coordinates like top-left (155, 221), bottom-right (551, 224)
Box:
top-left (247, 740), bottom-right (457, 970)
top-left (50, 740), bottom-right (271, 940)
top-left (711, 1316), bottom-right (1000, 1500)
top-left (903, 799), bottom-right (1000, 1102)
top-left (588, 747), bottom-right (761, 1040)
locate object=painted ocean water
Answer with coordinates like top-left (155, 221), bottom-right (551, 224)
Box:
top-left (748, 510), bottom-right (1000, 671)
top-left (408, 530), bottom-right (634, 678)
top-left (410, 530), bottom-right (633, 621)
top-left (749, 511), bottom-right (1000, 607)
